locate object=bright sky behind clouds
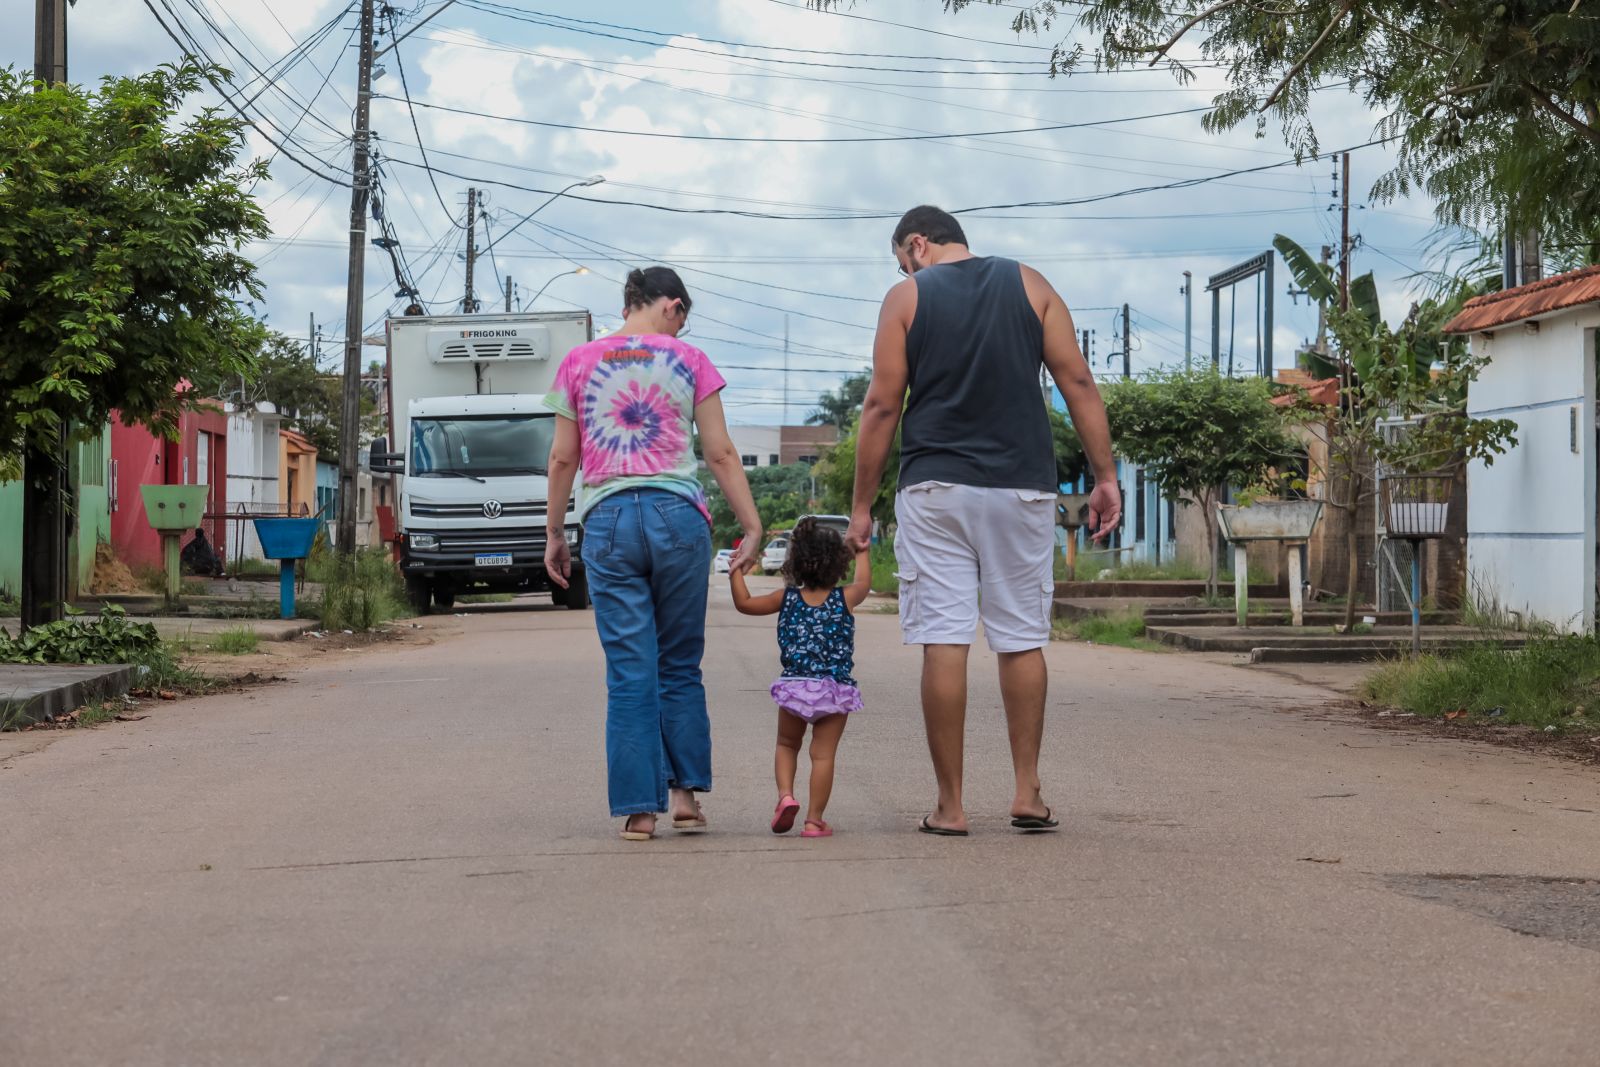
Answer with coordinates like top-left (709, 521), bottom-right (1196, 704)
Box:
top-left (4, 0), bottom-right (1443, 423)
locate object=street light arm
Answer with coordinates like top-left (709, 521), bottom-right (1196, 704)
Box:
top-left (529, 269), bottom-right (584, 307)
top-left (482, 176), bottom-right (604, 255)
top-left (375, 0), bottom-right (461, 59)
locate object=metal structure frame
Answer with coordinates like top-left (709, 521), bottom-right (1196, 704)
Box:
top-left (1207, 251), bottom-right (1275, 378)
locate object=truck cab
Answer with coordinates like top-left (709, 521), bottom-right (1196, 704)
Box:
top-left (372, 311), bottom-right (592, 613)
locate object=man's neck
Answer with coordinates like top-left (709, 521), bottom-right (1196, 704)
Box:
top-left (924, 243), bottom-right (975, 268)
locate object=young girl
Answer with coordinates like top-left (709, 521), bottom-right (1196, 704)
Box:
top-left (731, 517), bottom-right (871, 838)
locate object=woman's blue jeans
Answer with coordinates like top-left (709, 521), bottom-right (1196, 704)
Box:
top-left (581, 489), bottom-right (714, 817)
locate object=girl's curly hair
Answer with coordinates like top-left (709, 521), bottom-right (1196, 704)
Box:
top-left (781, 517), bottom-right (851, 590)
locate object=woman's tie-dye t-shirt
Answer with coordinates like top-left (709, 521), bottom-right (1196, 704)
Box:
top-left (543, 333), bottom-right (726, 522)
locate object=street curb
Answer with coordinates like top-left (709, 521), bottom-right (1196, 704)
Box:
top-left (1, 664), bottom-right (136, 728)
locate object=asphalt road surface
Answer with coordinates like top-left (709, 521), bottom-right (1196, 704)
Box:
top-left (4, 579), bottom-right (1599, 1065)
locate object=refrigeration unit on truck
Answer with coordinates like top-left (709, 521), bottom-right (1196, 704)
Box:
top-left (369, 311), bottom-right (593, 613)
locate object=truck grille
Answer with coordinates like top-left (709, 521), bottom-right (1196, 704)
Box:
top-left (410, 501), bottom-right (546, 519)
top-left (435, 531), bottom-right (545, 553)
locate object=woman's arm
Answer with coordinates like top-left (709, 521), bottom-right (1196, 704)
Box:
top-left (695, 393), bottom-right (763, 573)
top-left (543, 415), bottom-right (581, 589)
top-left (730, 568), bottom-right (784, 616)
top-left (843, 547), bottom-right (873, 610)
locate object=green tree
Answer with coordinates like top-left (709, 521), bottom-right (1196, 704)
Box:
top-left (0, 62), bottom-right (267, 622)
top-left (806, 372), bottom-right (871, 428)
top-left (0, 63), bottom-right (267, 474)
top-left (700, 463), bottom-right (817, 547)
top-left (819, 1), bottom-right (1600, 240)
top-left (1102, 370), bottom-right (1296, 597)
top-left (1274, 233), bottom-right (1516, 624)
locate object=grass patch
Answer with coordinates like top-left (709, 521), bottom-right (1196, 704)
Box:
top-left (459, 592), bottom-right (515, 604)
top-left (133, 565), bottom-right (209, 597)
top-left (316, 548), bottom-right (407, 632)
top-left (210, 627), bottom-right (261, 655)
top-left (1362, 634), bottom-right (1600, 729)
top-left (1059, 609), bottom-right (1163, 651)
top-left (75, 701), bottom-right (121, 727)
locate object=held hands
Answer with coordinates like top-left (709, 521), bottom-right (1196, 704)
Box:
top-left (1087, 481), bottom-right (1123, 543)
top-left (845, 509), bottom-right (873, 554)
top-left (727, 524), bottom-right (763, 575)
top-left (545, 536), bottom-right (571, 589)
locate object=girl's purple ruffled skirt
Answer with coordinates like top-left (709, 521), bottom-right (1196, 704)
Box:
top-left (770, 677), bottom-right (863, 722)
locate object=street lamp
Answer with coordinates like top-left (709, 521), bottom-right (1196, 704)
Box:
top-left (481, 176), bottom-right (605, 257)
top-left (526, 266), bottom-right (590, 310)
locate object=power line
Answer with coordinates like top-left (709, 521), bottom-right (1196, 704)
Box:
top-left (384, 3), bottom-right (466, 227)
top-left (380, 95), bottom-right (1217, 144)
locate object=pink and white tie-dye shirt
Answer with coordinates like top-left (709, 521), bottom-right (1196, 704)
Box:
top-left (544, 333), bottom-right (726, 522)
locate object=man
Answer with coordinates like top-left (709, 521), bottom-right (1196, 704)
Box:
top-left (846, 205), bottom-right (1120, 836)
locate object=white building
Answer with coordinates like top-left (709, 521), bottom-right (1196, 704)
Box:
top-left (1444, 265), bottom-right (1600, 633)
top-left (224, 401), bottom-right (283, 562)
top-left (728, 425), bottom-right (784, 469)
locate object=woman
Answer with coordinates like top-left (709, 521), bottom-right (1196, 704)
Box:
top-left (544, 267), bottom-right (762, 841)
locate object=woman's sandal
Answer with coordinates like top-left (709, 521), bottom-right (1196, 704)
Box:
top-left (672, 799), bottom-right (707, 831)
top-left (619, 814), bottom-right (656, 841)
top-left (801, 819), bottom-right (832, 838)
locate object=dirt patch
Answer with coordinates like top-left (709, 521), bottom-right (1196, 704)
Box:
top-left (89, 543), bottom-right (140, 595)
top-left (1352, 702), bottom-right (1600, 767)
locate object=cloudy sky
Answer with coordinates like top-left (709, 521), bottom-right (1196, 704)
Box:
top-left (5, 0), bottom-right (1443, 424)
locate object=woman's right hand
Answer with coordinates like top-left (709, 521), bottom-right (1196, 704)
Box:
top-left (728, 525), bottom-right (762, 574)
top-left (545, 536), bottom-right (571, 589)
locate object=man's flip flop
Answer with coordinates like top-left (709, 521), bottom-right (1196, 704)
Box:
top-left (918, 815), bottom-right (969, 837)
top-left (1010, 808), bottom-right (1059, 832)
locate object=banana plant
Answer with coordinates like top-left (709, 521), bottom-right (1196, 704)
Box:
top-left (1273, 234), bottom-right (1389, 380)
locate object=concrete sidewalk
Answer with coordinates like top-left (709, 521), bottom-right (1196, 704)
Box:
top-left (0, 616), bottom-right (316, 642)
top-left (0, 663), bottom-right (133, 726)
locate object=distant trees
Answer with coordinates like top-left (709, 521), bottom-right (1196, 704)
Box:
top-left (806, 372), bottom-right (870, 428)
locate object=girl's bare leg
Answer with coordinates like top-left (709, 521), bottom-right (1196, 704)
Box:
top-left (775, 709), bottom-right (806, 798)
top-left (806, 713), bottom-right (848, 824)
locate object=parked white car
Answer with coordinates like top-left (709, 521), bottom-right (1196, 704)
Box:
top-left (760, 537), bottom-right (789, 574)
top-left (713, 549), bottom-right (734, 574)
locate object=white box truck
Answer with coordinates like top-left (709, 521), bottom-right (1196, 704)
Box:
top-left (370, 310), bottom-right (592, 613)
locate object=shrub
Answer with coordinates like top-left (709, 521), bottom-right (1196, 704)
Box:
top-left (0, 604), bottom-right (164, 665)
top-left (317, 549), bottom-right (405, 632)
top-left (210, 627), bottom-right (260, 655)
top-left (1362, 634), bottom-right (1600, 727)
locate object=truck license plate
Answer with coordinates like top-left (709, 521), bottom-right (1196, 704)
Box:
top-left (475, 553), bottom-right (513, 567)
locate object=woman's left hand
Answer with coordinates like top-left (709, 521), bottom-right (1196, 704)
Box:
top-left (545, 537), bottom-right (572, 589)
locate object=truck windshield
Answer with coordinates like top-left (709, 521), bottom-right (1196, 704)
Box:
top-left (410, 413), bottom-right (554, 478)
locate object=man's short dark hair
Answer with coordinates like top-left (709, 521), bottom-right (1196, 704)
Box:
top-left (893, 205), bottom-right (967, 248)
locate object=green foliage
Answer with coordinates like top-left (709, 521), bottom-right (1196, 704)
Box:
top-left (1363, 635), bottom-right (1600, 728)
top-left (909, 1), bottom-right (1600, 237)
top-left (701, 462), bottom-right (817, 547)
top-left (210, 627), bottom-right (260, 655)
top-left (1063, 609), bottom-right (1158, 650)
top-left (867, 540), bottom-right (899, 594)
top-left (806, 372), bottom-right (870, 428)
top-left (0, 63), bottom-right (269, 480)
top-left (316, 549), bottom-right (406, 632)
top-left (0, 604), bottom-right (163, 664)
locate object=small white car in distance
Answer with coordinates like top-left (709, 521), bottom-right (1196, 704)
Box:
top-left (760, 537), bottom-right (789, 574)
top-left (713, 548), bottom-right (734, 574)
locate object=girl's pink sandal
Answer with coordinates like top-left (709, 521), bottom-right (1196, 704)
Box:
top-left (771, 794), bottom-right (800, 834)
top-left (801, 820), bottom-right (833, 838)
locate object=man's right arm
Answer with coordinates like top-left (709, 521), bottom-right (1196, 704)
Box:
top-left (1025, 264), bottom-right (1122, 541)
top-left (848, 281), bottom-right (915, 551)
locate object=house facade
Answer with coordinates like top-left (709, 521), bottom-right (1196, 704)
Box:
top-left (108, 404), bottom-right (228, 573)
top-left (0, 424), bottom-right (113, 601)
top-left (1444, 265), bottom-right (1600, 633)
top-left (279, 428), bottom-right (318, 518)
top-left (223, 401), bottom-right (283, 562)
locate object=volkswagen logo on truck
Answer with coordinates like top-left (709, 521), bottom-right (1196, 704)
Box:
top-left (483, 500), bottom-right (503, 519)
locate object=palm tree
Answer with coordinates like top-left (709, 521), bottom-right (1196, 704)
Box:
top-left (805, 372), bottom-right (870, 428)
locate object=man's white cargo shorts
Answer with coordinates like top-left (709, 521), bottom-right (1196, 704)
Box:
top-left (893, 481), bottom-right (1057, 653)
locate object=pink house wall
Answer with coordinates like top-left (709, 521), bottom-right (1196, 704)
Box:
top-left (109, 406), bottom-right (229, 572)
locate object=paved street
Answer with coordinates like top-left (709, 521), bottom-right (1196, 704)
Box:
top-left (4, 580), bottom-right (1600, 1065)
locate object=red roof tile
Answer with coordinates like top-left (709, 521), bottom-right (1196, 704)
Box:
top-left (1442, 264), bottom-right (1600, 334)
top-left (1271, 376), bottom-right (1339, 407)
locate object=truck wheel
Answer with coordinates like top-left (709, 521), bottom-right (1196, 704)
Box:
top-left (433, 588), bottom-right (456, 611)
top-left (563, 573), bottom-right (590, 611)
top-left (405, 576), bottom-right (432, 615)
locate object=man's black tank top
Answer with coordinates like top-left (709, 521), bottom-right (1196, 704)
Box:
top-left (899, 256), bottom-right (1057, 493)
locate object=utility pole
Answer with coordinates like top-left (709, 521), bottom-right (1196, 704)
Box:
top-left (337, 0), bottom-right (375, 558)
top-left (462, 187), bottom-right (478, 314)
top-left (1338, 152), bottom-right (1351, 312)
top-left (1181, 271), bottom-right (1192, 370)
top-left (1121, 303), bottom-right (1131, 380)
top-left (505, 275), bottom-right (513, 313)
top-left (23, 0), bottom-right (69, 629)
